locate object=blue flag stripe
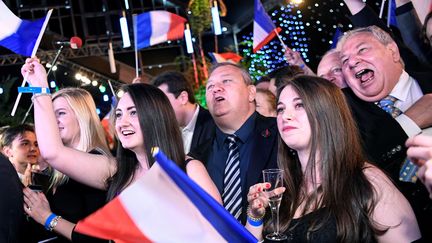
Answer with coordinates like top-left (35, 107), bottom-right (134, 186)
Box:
top-left (0, 17), bottom-right (45, 56)
top-left (136, 12), bottom-right (152, 49)
top-left (153, 150), bottom-right (257, 243)
top-left (254, 0), bottom-right (277, 33)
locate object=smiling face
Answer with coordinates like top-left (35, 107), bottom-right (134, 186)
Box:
top-left (276, 85), bottom-right (311, 153)
top-left (317, 51), bottom-right (347, 88)
top-left (206, 65), bottom-right (256, 132)
top-left (340, 32), bottom-right (402, 102)
top-left (5, 131), bottom-right (40, 171)
top-left (114, 92), bottom-right (144, 154)
top-left (53, 97), bottom-right (80, 148)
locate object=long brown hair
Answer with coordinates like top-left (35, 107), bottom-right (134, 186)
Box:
top-left (273, 75), bottom-right (383, 242)
top-left (107, 83), bottom-right (185, 200)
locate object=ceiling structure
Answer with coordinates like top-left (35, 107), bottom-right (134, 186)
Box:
top-left (0, 0), bottom-right (390, 125)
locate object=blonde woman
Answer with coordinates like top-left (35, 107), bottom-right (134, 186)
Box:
top-left (24, 88), bottom-right (111, 242)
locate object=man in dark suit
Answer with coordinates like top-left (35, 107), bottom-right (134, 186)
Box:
top-left (189, 63), bottom-right (278, 223)
top-left (152, 71), bottom-right (215, 154)
top-left (0, 153), bottom-right (24, 242)
top-left (337, 22), bottom-right (432, 241)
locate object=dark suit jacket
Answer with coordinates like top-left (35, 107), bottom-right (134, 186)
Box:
top-left (349, 7), bottom-right (432, 241)
top-left (189, 106), bottom-right (216, 153)
top-left (189, 113), bottom-right (278, 223)
top-left (0, 154), bottom-right (24, 243)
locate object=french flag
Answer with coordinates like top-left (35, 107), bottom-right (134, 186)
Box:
top-left (75, 148), bottom-right (257, 243)
top-left (208, 52), bottom-right (243, 64)
top-left (253, 0), bottom-right (281, 53)
top-left (0, 0), bottom-right (51, 57)
top-left (135, 10), bottom-right (186, 50)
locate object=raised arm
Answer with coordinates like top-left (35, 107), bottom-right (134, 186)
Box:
top-left (21, 58), bottom-right (115, 189)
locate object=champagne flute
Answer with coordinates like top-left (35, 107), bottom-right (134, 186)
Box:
top-left (263, 168), bottom-right (287, 241)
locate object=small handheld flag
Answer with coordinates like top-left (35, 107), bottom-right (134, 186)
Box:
top-left (253, 0), bottom-right (281, 53)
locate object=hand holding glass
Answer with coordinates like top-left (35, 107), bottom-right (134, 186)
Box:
top-left (263, 169), bottom-right (287, 241)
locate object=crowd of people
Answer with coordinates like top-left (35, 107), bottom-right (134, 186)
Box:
top-left (1, 0), bottom-right (432, 242)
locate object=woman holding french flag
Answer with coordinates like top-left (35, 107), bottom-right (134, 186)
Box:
top-left (20, 57), bottom-right (221, 241)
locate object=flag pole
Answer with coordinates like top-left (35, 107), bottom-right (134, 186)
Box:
top-left (274, 29), bottom-right (288, 51)
top-left (132, 14), bottom-right (139, 78)
top-left (386, 0), bottom-right (392, 27)
top-left (379, 0), bottom-right (386, 18)
top-left (11, 9), bottom-right (53, 117)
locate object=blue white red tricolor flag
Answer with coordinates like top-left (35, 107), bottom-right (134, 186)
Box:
top-left (134, 10), bottom-right (186, 50)
top-left (75, 149), bottom-right (257, 243)
top-left (253, 0), bottom-right (281, 53)
top-left (0, 0), bottom-right (52, 57)
top-left (208, 52), bottom-right (243, 64)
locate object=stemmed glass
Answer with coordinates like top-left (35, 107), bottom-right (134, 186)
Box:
top-left (262, 168), bottom-right (287, 241)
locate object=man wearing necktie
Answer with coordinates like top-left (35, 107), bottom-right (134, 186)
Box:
top-left (189, 63), bottom-right (278, 224)
top-left (338, 25), bottom-right (432, 241)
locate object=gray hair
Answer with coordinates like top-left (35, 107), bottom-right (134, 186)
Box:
top-left (209, 62), bottom-right (254, 85)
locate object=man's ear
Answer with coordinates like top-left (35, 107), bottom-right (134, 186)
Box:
top-left (178, 91), bottom-right (189, 105)
top-left (3, 146), bottom-right (12, 158)
top-left (387, 41), bottom-right (401, 63)
top-left (248, 85), bottom-right (257, 103)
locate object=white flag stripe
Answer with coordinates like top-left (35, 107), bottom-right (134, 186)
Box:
top-left (119, 163), bottom-right (226, 243)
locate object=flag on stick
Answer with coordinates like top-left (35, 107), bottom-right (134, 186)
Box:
top-left (0, 1), bottom-right (52, 57)
top-left (75, 148), bottom-right (257, 243)
top-left (135, 10), bottom-right (186, 50)
top-left (253, 0), bottom-right (281, 53)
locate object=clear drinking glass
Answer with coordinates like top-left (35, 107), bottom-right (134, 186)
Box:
top-left (262, 168), bottom-right (287, 241)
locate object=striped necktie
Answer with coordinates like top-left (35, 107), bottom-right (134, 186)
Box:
top-left (222, 134), bottom-right (242, 220)
top-left (377, 95), bottom-right (418, 183)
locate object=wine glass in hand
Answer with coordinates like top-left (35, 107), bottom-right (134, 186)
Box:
top-left (263, 169), bottom-right (287, 241)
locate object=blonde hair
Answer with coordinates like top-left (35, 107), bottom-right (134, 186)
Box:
top-left (50, 88), bottom-right (110, 189)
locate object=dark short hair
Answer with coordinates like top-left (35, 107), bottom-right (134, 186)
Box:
top-left (268, 65), bottom-right (304, 89)
top-left (1, 124), bottom-right (35, 148)
top-left (151, 71), bottom-right (196, 104)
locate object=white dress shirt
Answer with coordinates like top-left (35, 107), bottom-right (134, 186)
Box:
top-left (182, 105), bottom-right (200, 154)
top-left (392, 70), bottom-right (424, 137)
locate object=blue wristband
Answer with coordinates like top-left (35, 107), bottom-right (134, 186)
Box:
top-left (299, 64), bottom-right (305, 69)
top-left (44, 213), bottom-right (57, 230)
top-left (247, 216), bottom-right (263, 227)
top-left (18, 87), bottom-right (50, 94)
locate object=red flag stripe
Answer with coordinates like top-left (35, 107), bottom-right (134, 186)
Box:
top-left (167, 13), bottom-right (186, 41)
top-left (75, 198), bottom-right (152, 243)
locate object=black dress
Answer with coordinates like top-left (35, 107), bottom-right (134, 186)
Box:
top-left (266, 209), bottom-right (337, 243)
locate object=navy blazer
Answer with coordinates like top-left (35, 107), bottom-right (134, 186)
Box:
top-left (189, 113), bottom-right (278, 223)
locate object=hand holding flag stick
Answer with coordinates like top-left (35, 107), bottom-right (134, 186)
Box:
top-left (10, 8), bottom-right (53, 116)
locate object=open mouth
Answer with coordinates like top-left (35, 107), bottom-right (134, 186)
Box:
top-left (121, 130), bottom-right (135, 136)
top-left (355, 69), bottom-right (374, 84)
top-left (214, 96), bottom-right (225, 102)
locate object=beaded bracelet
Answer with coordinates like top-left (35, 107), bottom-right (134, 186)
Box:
top-left (31, 92), bottom-right (52, 102)
top-left (247, 206), bottom-right (265, 227)
top-left (48, 216), bottom-right (62, 231)
top-left (44, 213), bottom-right (57, 230)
